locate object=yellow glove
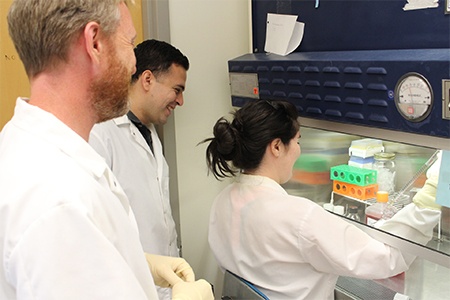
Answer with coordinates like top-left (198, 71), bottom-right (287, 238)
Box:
top-left (172, 279), bottom-right (214, 300)
top-left (145, 253), bottom-right (195, 287)
top-left (412, 175), bottom-right (441, 211)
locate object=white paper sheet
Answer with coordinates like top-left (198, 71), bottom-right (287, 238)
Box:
top-left (264, 13), bottom-right (305, 56)
top-left (403, 0), bottom-right (438, 11)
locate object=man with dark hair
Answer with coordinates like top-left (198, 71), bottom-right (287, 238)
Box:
top-left (90, 39), bottom-right (190, 300)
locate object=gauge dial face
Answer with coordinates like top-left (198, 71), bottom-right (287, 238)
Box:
top-left (394, 73), bottom-right (433, 122)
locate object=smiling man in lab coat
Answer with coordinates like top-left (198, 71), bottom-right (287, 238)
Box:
top-left (89, 39), bottom-right (189, 300)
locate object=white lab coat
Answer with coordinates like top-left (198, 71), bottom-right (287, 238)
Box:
top-left (0, 99), bottom-right (158, 300)
top-left (89, 116), bottom-right (178, 257)
top-left (89, 116), bottom-right (178, 300)
top-left (208, 174), bottom-right (437, 300)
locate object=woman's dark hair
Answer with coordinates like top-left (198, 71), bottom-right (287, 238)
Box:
top-left (202, 100), bottom-right (300, 180)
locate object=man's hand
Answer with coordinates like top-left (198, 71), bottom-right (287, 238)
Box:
top-left (145, 253), bottom-right (195, 287)
top-left (172, 279), bottom-right (214, 300)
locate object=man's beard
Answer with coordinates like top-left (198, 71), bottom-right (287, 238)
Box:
top-left (90, 50), bottom-right (131, 123)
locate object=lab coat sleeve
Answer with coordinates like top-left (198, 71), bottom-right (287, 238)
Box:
top-left (377, 203), bottom-right (440, 246)
top-left (297, 205), bottom-right (409, 280)
top-left (376, 151), bottom-right (441, 247)
top-left (89, 127), bottom-right (113, 168)
top-left (5, 203), bottom-right (151, 300)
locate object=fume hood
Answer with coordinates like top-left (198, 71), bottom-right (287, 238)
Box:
top-left (228, 1), bottom-right (450, 298)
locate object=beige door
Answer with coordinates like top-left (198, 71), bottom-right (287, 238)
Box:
top-left (0, 0), bottom-right (29, 130)
top-left (0, 0), bottom-right (143, 130)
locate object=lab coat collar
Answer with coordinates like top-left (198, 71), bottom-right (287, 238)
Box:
top-left (237, 173), bottom-right (288, 195)
top-left (13, 98), bottom-right (111, 179)
top-left (112, 113), bottom-right (157, 135)
top-left (113, 113), bottom-right (155, 156)
top-left (112, 114), bottom-right (131, 126)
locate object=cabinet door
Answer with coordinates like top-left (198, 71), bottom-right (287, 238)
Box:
top-left (129, 0), bottom-right (144, 44)
top-left (0, 0), bottom-right (29, 130)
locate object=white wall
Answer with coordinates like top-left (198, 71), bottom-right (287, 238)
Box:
top-left (167, 0), bottom-right (251, 296)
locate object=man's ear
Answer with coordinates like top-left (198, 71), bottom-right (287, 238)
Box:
top-left (140, 70), bottom-right (153, 91)
top-left (83, 21), bottom-right (103, 66)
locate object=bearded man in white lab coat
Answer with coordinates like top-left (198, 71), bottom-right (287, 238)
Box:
top-left (89, 39), bottom-right (189, 300)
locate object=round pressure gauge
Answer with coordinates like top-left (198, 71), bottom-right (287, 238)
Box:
top-left (394, 72), bottom-right (433, 122)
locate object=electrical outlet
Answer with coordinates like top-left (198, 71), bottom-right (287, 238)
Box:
top-left (442, 80), bottom-right (450, 120)
top-left (446, 0), bottom-right (450, 14)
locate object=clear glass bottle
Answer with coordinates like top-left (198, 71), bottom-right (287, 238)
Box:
top-left (365, 191), bottom-right (388, 226)
top-left (345, 205), bottom-right (360, 222)
top-left (373, 152), bottom-right (396, 194)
